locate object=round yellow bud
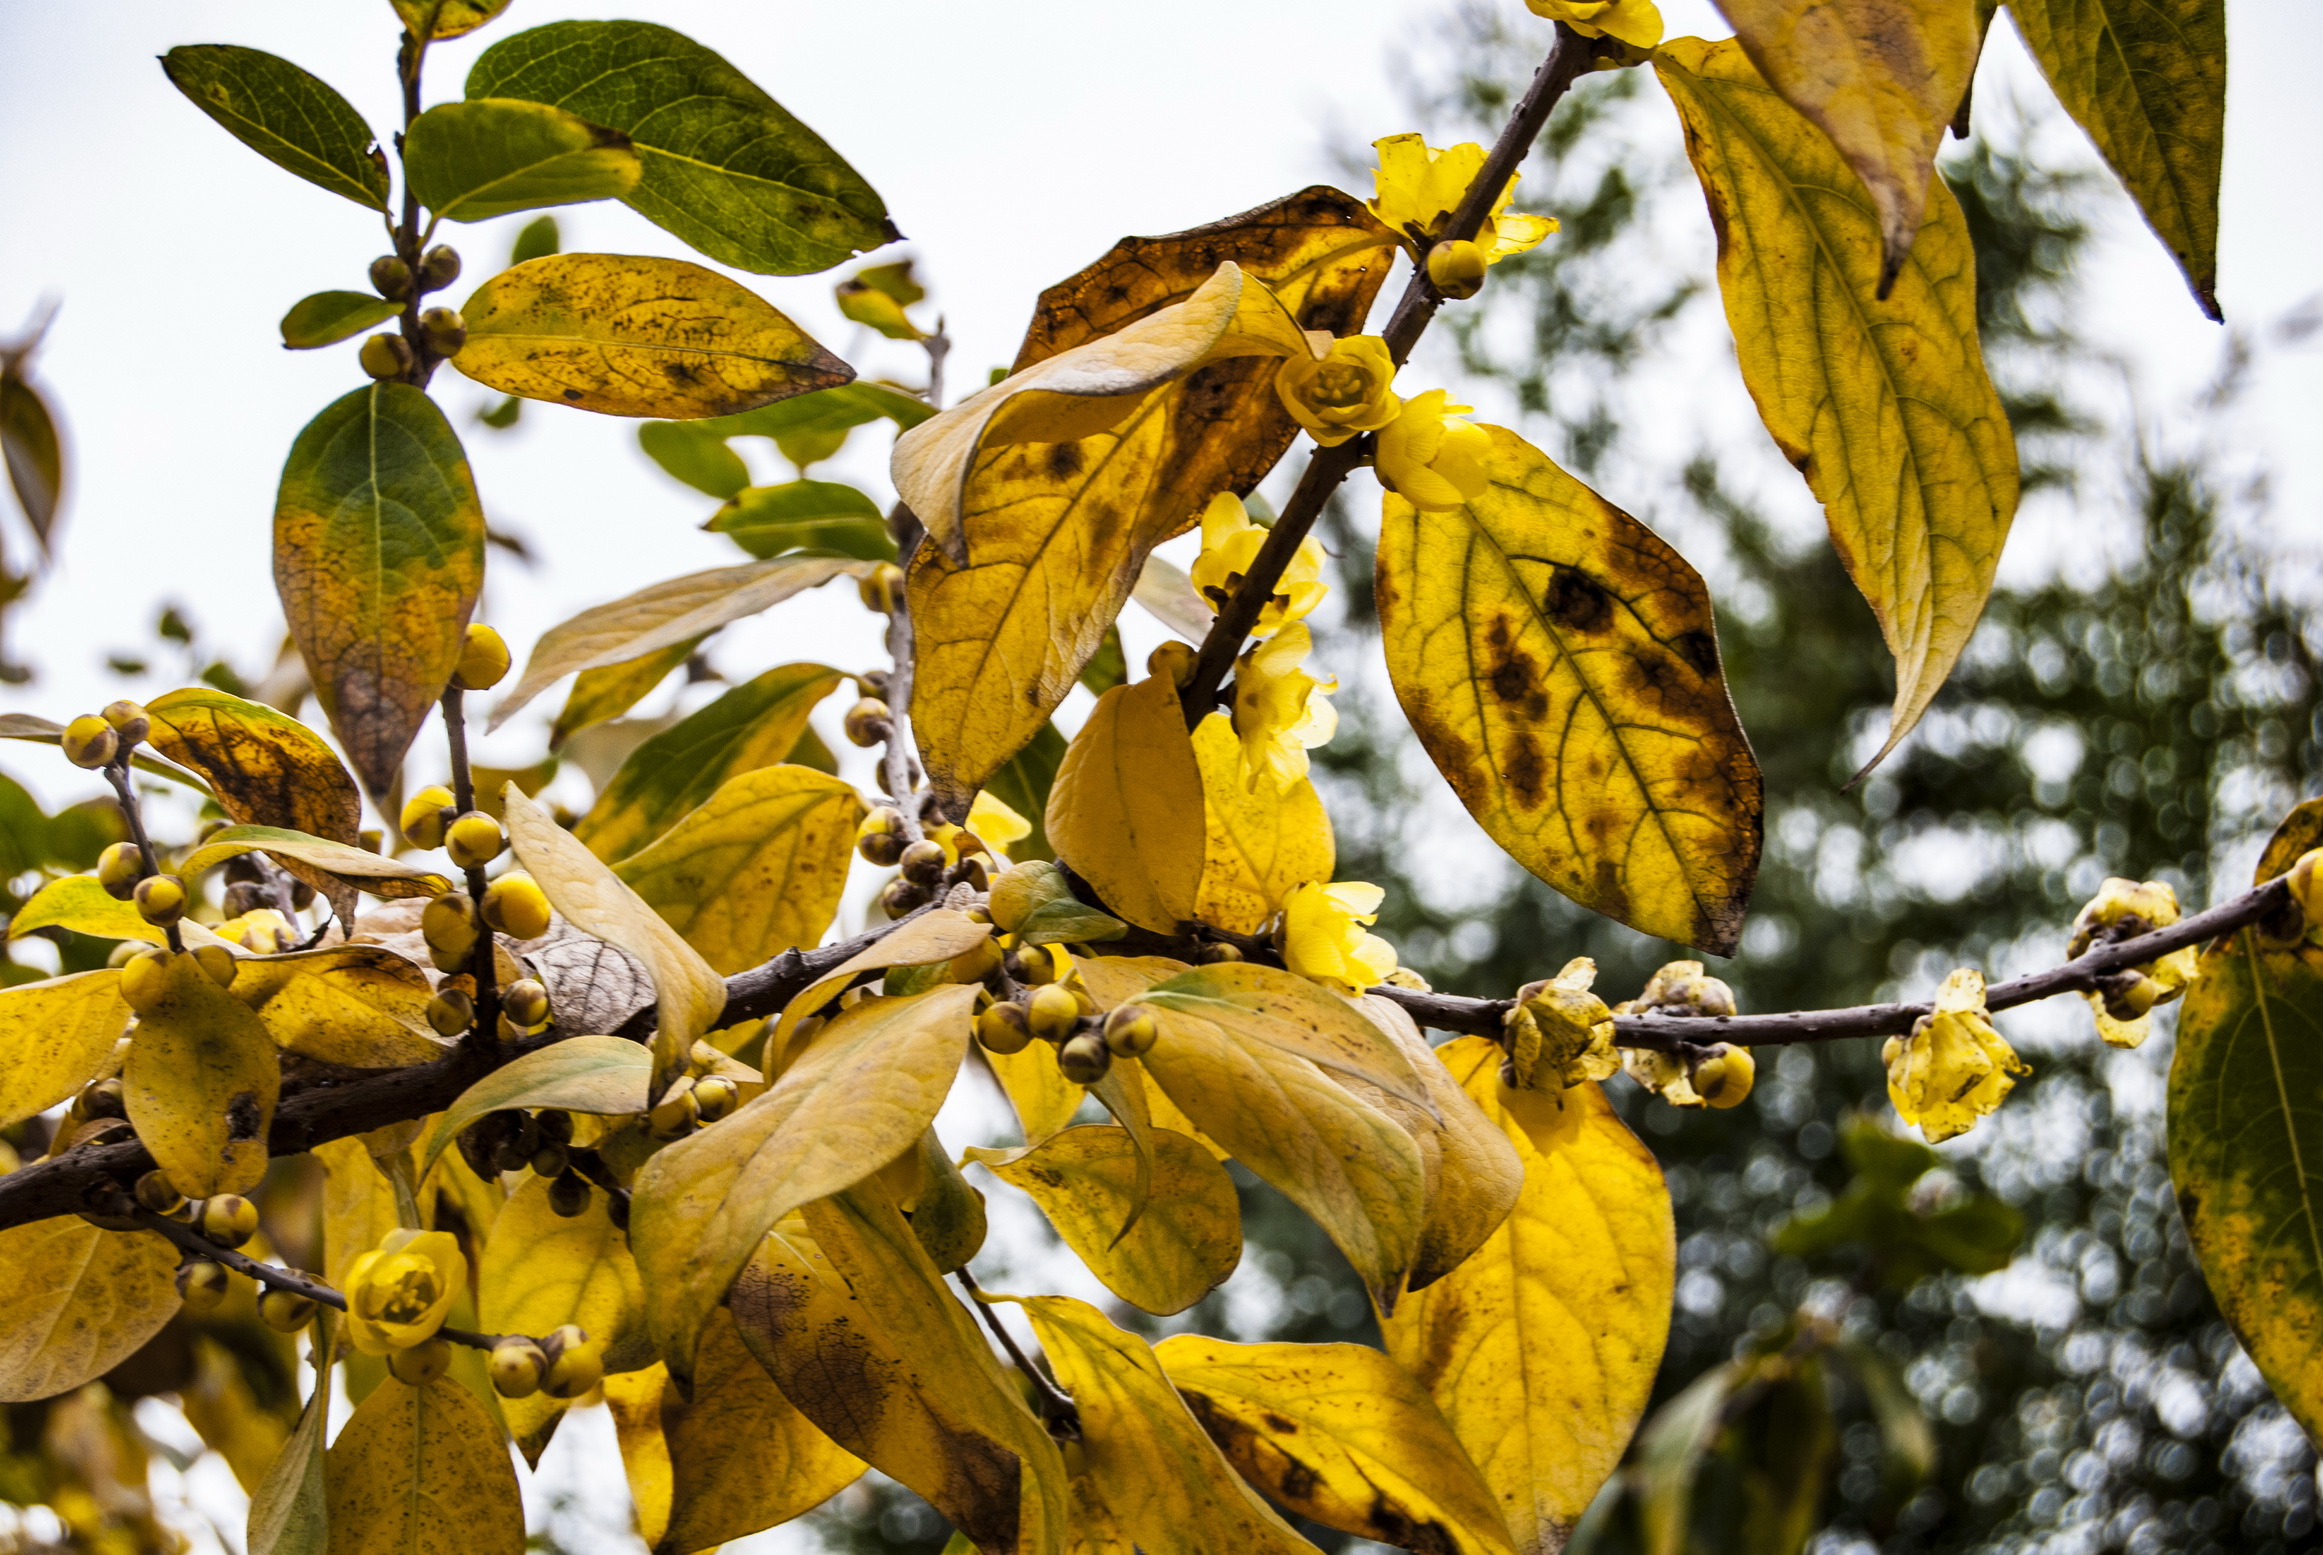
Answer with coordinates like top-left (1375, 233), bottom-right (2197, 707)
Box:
top-left (843, 697), bottom-right (892, 748)
top-left (1057, 1030), bottom-right (1111, 1085)
top-left (102, 700), bottom-right (151, 747)
top-left (191, 944), bottom-right (238, 989)
top-left (858, 562), bottom-right (906, 614)
top-left (648, 1079), bottom-right (699, 1139)
top-left (899, 838), bottom-right (949, 886)
top-left (976, 1002), bottom-right (1033, 1055)
top-left (198, 1194), bottom-right (260, 1249)
top-left (134, 1170), bottom-right (183, 1215)
top-left (420, 306), bottom-right (467, 357)
top-left (1028, 983), bottom-right (1083, 1044)
top-left (490, 1337), bottom-right (548, 1398)
top-left (547, 1170), bottom-right (592, 1217)
top-left (427, 989), bottom-right (475, 1037)
top-left (541, 1325), bottom-right (601, 1399)
top-left (79, 1075), bottom-right (126, 1119)
top-left (97, 842), bottom-right (144, 901)
top-left (453, 624), bottom-right (510, 691)
top-left (370, 254), bottom-right (414, 301)
top-left (501, 977), bottom-right (551, 1030)
top-left (693, 1074), bottom-right (741, 1123)
top-left (401, 785), bottom-right (456, 849)
top-left (119, 948), bottom-right (171, 1013)
top-left (1426, 239), bottom-right (1488, 301)
top-left (388, 1337), bottom-right (452, 1387)
top-left (1692, 1045), bottom-right (1755, 1109)
top-left (857, 807), bottom-right (907, 867)
top-left (360, 332), bottom-right (414, 380)
top-left (177, 1259), bottom-right (230, 1313)
top-left (418, 245), bottom-right (462, 293)
top-left (62, 714), bottom-right (118, 769)
top-left (1005, 944), bottom-right (1060, 987)
top-left (258, 1287), bottom-right (318, 1333)
top-left (445, 811), bottom-right (506, 870)
top-left (134, 874), bottom-right (187, 927)
top-left (482, 874), bottom-right (552, 940)
top-left (421, 892), bottom-right (481, 960)
top-left (1146, 640), bottom-right (1199, 687)
top-left (1102, 1005), bottom-right (1158, 1058)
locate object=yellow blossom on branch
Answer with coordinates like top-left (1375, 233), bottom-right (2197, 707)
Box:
top-left (1189, 492), bottom-right (1327, 636)
top-left (344, 1228), bottom-right (465, 1355)
top-left (1883, 969), bottom-right (2029, 1144)
top-left (1505, 956), bottom-right (1620, 1089)
top-left (1375, 389), bottom-right (1493, 511)
top-left (1523, 0), bottom-right (1663, 49)
top-left (1231, 622), bottom-right (1337, 793)
top-left (1282, 881), bottom-right (1398, 993)
top-left (2065, 875), bottom-right (2200, 1047)
top-left (1369, 134), bottom-right (1557, 261)
top-left (1274, 335), bottom-right (1401, 446)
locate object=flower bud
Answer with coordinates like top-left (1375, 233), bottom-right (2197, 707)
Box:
top-left (1102, 1005), bottom-right (1158, 1058)
top-left (177, 1259), bottom-right (230, 1313)
top-left (78, 1076), bottom-right (126, 1121)
top-left (360, 332), bottom-right (415, 380)
top-left (843, 697), bottom-right (892, 748)
top-left (648, 1078), bottom-right (699, 1139)
top-left (198, 1194), bottom-right (260, 1249)
top-left (2288, 849), bottom-right (2322, 929)
top-left (102, 700), bottom-right (151, 747)
top-left (857, 562), bottom-right (906, 614)
top-left (541, 1325), bottom-right (601, 1399)
top-left (881, 877), bottom-right (931, 917)
top-left (477, 874), bottom-right (549, 941)
top-left (370, 255), bottom-right (414, 300)
top-left (62, 714), bottom-right (117, 769)
top-left (976, 1001), bottom-right (1033, 1055)
top-left (1691, 1045), bottom-right (1755, 1109)
top-left (422, 891), bottom-right (481, 968)
top-left (899, 839), bottom-right (948, 886)
top-left (547, 1169), bottom-right (592, 1218)
top-left (389, 1337), bottom-right (452, 1387)
top-left (693, 1074), bottom-right (741, 1123)
top-left (453, 623), bottom-right (509, 691)
top-left (1426, 239), bottom-right (1488, 300)
top-left (192, 944), bottom-right (239, 989)
top-left (1028, 983), bottom-right (1083, 1044)
top-left (418, 245), bottom-right (462, 293)
top-left (1006, 944), bottom-right (1060, 986)
top-left (857, 807), bottom-right (907, 867)
top-left (490, 1336), bottom-right (548, 1398)
top-left (259, 1286), bottom-right (318, 1333)
top-left (134, 874), bottom-right (187, 927)
top-left (1147, 640), bottom-right (1199, 687)
top-left (400, 786), bottom-right (457, 850)
top-left (427, 989), bottom-right (475, 1037)
top-left (420, 306), bottom-right (467, 357)
top-left (97, 842), bottom-right (144, 901)
top-left (119, 948), bottom-right (175, 1012)
top-left (134, 1170), bottom-right (183, 1215)
top-left (1057, 1030), bottom-right (1111, 1085)
top-left (530, 1141), bottom-right (570, 1180)
top-left (501, 977), bottom-right (551, 1031)
top-left (445, 811), bottom-right (506, 870)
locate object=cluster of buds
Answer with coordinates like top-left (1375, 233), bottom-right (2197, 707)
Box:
top-left (489, 1323), bottom-right (601, 1402)
top-left (974, 977), bottom-right (1157, 1088)
top-left (1616, 961), bottom-right (1755, 1110)
top-left (69, 702), bottom-right (190, 930)
top-left (162, 1190), bottom-right (264, 1315)
top-left (457, 1106), bottom-right (630, 1223)
top-left (858, 806), bottom-right (995, 912)
top-left (2066, 877), bottom-right (2201, 1048)
top-left (361, 244), bottom-right (464, 380)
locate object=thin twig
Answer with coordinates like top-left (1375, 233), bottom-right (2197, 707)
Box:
top-left (104, 758), bottom-right (181, 953)
top-left (439, 686), bottom-right (500, 1048)
top-left (954, 1267), bottom-right (1079, 1438)
top-left (881, 506), bottom-right (928, 840)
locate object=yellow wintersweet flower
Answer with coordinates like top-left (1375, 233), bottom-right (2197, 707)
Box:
top-left (1189, 493), bottom-right (1327, 637)
top-left (966, 790), bottom-right (1032, 861)
top-left (2066, 876), bottom-right (2201, 1048)
top-left (1505, 956), bottom-right (1620, 1089)
top-left (1282, 881), bottom-right (1398, 994)
top-left (1376, 390), bottom-right (1493, 511)
top-left (1523, 0), bottom-right (1663, 49)
top-left (344, 1228), bottom-right (465, 1355)
top-left (1274, 335), bottom-right (1401, 447)
top-left (1232, 622), bottom-right (1337, 793)
top-left (1883, 969), bottom-right (2029, 1144)
top-left (1369, 134), bottom-right (1557, 261)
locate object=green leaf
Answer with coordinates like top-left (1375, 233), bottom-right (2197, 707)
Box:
top-left (404, 98), bottom-right (641, 223)
top-left (421, 1036), bottom-right (653, 1172)
top-left (2006, 0), bottom-right (2224, 319)
top-left (161, 45), bottom-right (389, 211)
top-left (638, 422), bottom-right (750, 499)
top-left (574, 662), bottom-right (844, 862)
top-left (2169, 930), bottom-right (2323, 1443)
top-left (246, 1311), bottom-right (333, 1555)
top-left (1078, 625), bottom-right (1127, 696)
top-left (273, 383), bottom-right (485, 801)
top-left (510, 214), bottom-right (561, 265)
top-left (551, 636), bottom-right (700, 750)
top-left (0, 373), bottom-right (62, 549)
top-left (705, 480), bottom-right (894, 561)
top-left (697, 381), bottom-right (937, 474)
top-left (278, 291), bottom-right (404, 350)
top-left (466, 21), bottom-right (894, 275)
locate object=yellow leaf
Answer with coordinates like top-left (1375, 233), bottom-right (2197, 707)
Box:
top-left (613, 765), bottom-right (864, 974)
top-left (656, 1307), bottom-right (865, 1554)
top-left (1375, 424), bottom-right (1761, 952)
top-left (967, 1125), bottom-right (1238, 1315)
top-left (8, 875), bottom-right (235, 951)
top-left (2006, 0), bottom-right (2223, 318)
top-left (1137, 984), bottom-right (1426, 1310)
top-left (455, 253), bottom-right (852, 419)
top-left (1044, 676), bottom-right (1204, 933)
top-left (0, 969), bottom-right (129, 1129)
top-left (905, 188), bottom-right (1395, 812)
top-left (604, 1364), bottom-right (675, 1548)
top-left (1656, 36), bottom-right (2017, 771)
top-left (181, 1336), bottom-right (293, 1493)
top-left (980, 1040), bottom-right (1085, 1147)
top-left (502, 784), bottom-right (728, 1093)
top-left (1132, 960), bottom-right (1431, 1109)
top-left (316, 1138), bottom-right (405, 1294)
top-left (391, 0), bottom-right (510, 41)
top-left (1014, 1295), bottom-right (1314, 1555)
top-left (1714, 0), bottom-right (1982, 290)
top-left (323, 1375), bottom-right (524, 1555)
top-left (767, 908), bottom-right (993, 1069)
top-left (148, 686), bottom-right (367, 921)
top-left (1381, 1038), bottom-right (1674, 1554)
top-left (0, 1217), bottom-right (180, 1402)
top-left (1073, 957), bottom-right (1229, 1158)
top-left (481, 1176), bottom-right (648, 1441)
top-left (629, 983), bottom-right (979, 1380)
top-left (1154, 1335), bottom-right (1517, 1555)
top-left (274, 383), bottom-right (484, 801)
top-left (1358, 996), bottom-right (1523, 1292)
top-left (177, 825), bottom-right (452, 900)
top-left (1190, 713), bottom-right (1332, 935)
top-left (420, 1037), bottom-right (651, 1173)
top-left (233, 946), bottom-right (446, 1069)
top-left (552, 636), bottom-right (700, 749)
top-left (731, 1188), bottom-right (1069, 1554)
top-left (124, 950), bottom-right (280, 1197)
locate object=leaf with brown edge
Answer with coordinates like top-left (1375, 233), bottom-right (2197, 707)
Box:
top-left (323, 1375), bottom-right (524, 1555)
top-left (905, 187), bottom-right (1395, 813)
top-left (967, 1125), bottom-right (1239, 1315)
top-left (1191, 712), bottom-right (1332, 936)
top-left (454, 253), bottom-right (853, 419)
top-left (147, 686), bottom-right (366, 920)
top-left (1359, 996), bottom-right (1522, 1293)
top-left (730, 1186), bottom-right (1069, 1554)
top-left (502, 786), bottom-right (728, 1094)
top-left (0, 969), bottom-right (129, 1130)
top-left (1714, 0), bottom-right (1983, 294)
top-left (1381, 1038), bottom-right (1674, 1555)
top-left (0, 1217), bottom-right (180, 1402)
top-left (629, 983), bottom-right (978, 1382)
top-left (1014, 1295), bottom-right (1315, 1555)
top-left (123, 950), bottom-right (279, 1198)
top-left (232, 945), bottom-right (445, 1069)
top-left (1155, 1335), bottom-right (1518, 1555)
top-left (2006, 0), bottom-right (2224, 320)
top-left (613, 764), bottom-right (862, 974)
top-left (1375, 424), bottom-right (1761, 953)
top-left (1657, 36), bottom-right (2016, 775)
top-left (274, 382), bottom-right (484, 802)
top-left (1045, 675), bottom-right (1204, 933)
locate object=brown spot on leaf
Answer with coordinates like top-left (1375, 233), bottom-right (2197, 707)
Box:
top-left (1045, 441), bottom-right (1084, 479)
top-left (225, 1092), bottom-right (263, 1141)
top-left (1673, 628), bottom-right (1719, 677)
top-left (1542, 567), bottom-right (1615, 633)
